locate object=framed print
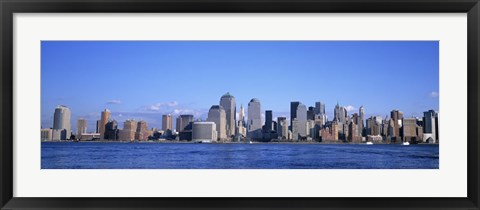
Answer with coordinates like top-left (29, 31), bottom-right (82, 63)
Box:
top-left (1, 0), bottom-right (479, 209)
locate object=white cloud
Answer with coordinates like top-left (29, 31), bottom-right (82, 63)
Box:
top-left (430, 91), bottom-right (439, 98)
top-left (172, 109), bottom-right (194, 115)
top-left (145, 101), bottom-right (178, 112)
top-left (107, 100), bottom-right (121, 104)
top-left (344, 105), bottom-right (356, 112)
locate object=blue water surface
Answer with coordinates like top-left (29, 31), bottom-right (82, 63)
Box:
top-left (41, 142), bottom-right (439, 169)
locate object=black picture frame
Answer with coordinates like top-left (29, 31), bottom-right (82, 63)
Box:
top-left (1, 0), bottom-right (479, 209)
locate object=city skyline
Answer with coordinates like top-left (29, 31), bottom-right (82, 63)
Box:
top-left (41, 41), bottom-right (439, 131)
top-left (41, 96), bottom-right (438, 142)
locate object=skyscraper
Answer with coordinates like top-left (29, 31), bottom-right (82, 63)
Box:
top-left (293, 103), bottom-right (307, 140)
top-left (366, 116), bottom-right (381, 136)
top-left (162, 114), bottom-right (173, 131)
top-left (52, 105), bottom-right (71, 140)
top-left (307, 106), bottom-right (315, 120)
top-left (314, 102), bottom-right (325, 115)
top-left (264, 110), bottom-right (273, 132)
top-left (239, 104), bottom-right (245, 122)
top-left (220, 92), bottom-right (236, 137)
top-left (334, 102), bottom-right (347, 124)
top-left (76, 118), bottom-right (87, 139)
top-left (423, 110), bottom-right (437, 142)
top-left (177, 114), bottom-right (194, 141)
top-left (277, 117), bottom-right (288, 140)
top-left (207, 105), bottom-right (227, 140)
top-left (402, 118), bottom-right (418, 143)
top-left (390, 109), bottom-right (404, 141)
top-left (104, 120), bottom-right (119, 140)
top-left (290, 101), bottom-right (300, 130)
top-left (359, 106), bottom-right (365, 136)
top-left (176, 114), bottom-right (194, 132)
top-left (99, 109), bottom-right (111, 140)
top-left (248, 98), bottom-right (262, 139)
top-left (236, 104), bottom-right (247, 137)
top-left (348, 121), bottom-right (362, 143)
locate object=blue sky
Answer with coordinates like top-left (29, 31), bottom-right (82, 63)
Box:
top-left (41, 41), bottom-right (439, 132)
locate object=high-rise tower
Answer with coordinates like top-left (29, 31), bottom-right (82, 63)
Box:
top-left (76, 118), bottom-right (87, 138)
top-left (52, 105), bottom-right (71, 140)
top-left (99, 109), bottom-right (110, 140)
top-left (293, 103), bottom-right (307, 139)
top-left (290, 101), bottom-right (300, 130)
top-left (248, 98), bottom-right (262, 139)
top-left (207, 105), bottom-right (227, 140)
top-left (220, 92), bottom-right (236, 137)
top-left (359, 106), bottom-right (365, 136)
top-left (162, 114), bottom-right (173, 131)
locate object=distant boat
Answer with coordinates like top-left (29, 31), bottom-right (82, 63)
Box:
top-left (366, 142), bottom-right (373, 145)
top-left (249, 141), bottom-right (253, 144)
top-left (402, 141), bottom-right (410, 146)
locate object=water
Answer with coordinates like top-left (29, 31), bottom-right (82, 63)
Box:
top-left (41, 142), bottom-right (439, 169)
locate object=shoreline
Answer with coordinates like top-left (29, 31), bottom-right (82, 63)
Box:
top-left (41, 140), bottom-right (439, 145)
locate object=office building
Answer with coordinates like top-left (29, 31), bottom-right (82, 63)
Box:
top-left (119, 119), bottom-right (137, 141)
top-left (423, 110), bottom-right (437, 142)
top-left (334, 102), bottom-right (347, 123)
top-left (307, 119), bottom-right (315, 138)
top-left (236, 104), bottom-right (247, 137)
top-left (41, 128), bottom-right (53, 141)
top-left (176, 115), bottom-right (194, 141)
top-left (313, 115), bottom-right (324, 140)
top-left (192, 122), bottom-right (217, 142)
top-left (76, 118), bottom-right (87, 139)
top-left (135, 120), bottom-right (149, 141)
top-left (292, 103), bottom-right (307, 140)
top-left (104, 120), bottom-right (119, 140)
top-left (348, 121), bottom-right (362, 143)
top-left (176, 114), bottom-right (194, 131)
top-left (264, 110), bottom-right (273, 132)
top-left (207, 105), bottom-right (227, 140)
top-left (402, 118), bottom-right (418, 143)
top-left (277, 117), bottom-right (288, 140)
top-left (366, 116), bottom-right (381, 136)
top-left (359, 106), bottom-right (365, 136)
top-left (98, 109), bottom-right (110, 140)
top-left (390, 110), bottom-right (404, 141)
top-left (314, 102), bottom-right (325, 115)
top-left (162, 114), bottom-right (173, 131)
top-left (52, 105), bottom-right (71, 140)
top-left (220, 92), bottom-right (236, 137)
top-left (307, 106), bottom-right (315, 120)
top-left (290, 101), bottom-right (300, 130)
top-left (248, 98), bottom-right (262, 139)
top-left (320, 122), bottom-right (339, 141)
